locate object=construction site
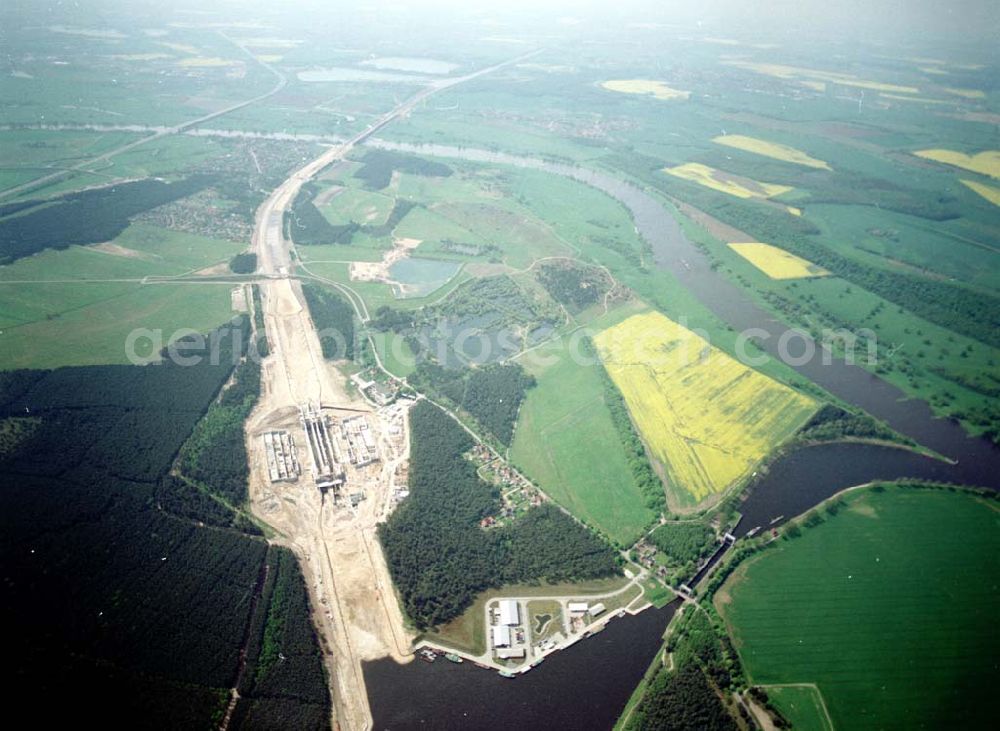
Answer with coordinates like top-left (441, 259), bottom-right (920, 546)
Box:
top-left (261, 403), bottom-right (386, 501)
top-left (244, 136), bottom-right (417, 731)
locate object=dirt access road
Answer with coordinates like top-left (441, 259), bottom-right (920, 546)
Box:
top-left (246, 49), bottom-right (541, 731)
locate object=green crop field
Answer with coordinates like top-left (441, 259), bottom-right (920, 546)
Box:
top-left (510, 302), bottom-right (656, 546)
top-left (0, 281), bottom-right (239, 369)
top-left (716, 485), bottom-right (1000, 730)
top-left (0, 223), bottom-right (247, 368)
top-left (766, 686), bottom-right (833, 731)
top-left (320, 187), bottom-right (395, 226)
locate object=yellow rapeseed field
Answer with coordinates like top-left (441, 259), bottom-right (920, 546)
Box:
top-left (713, 135), bottom-right (831, 170)
top-left (913, 149), bottom-right (1000, 179)
top-left (601, 80), bottom-right (690, 101)
top-left (961, 179), bottom-right (1000, 207)
top-left (880, 94), bottom-right (950, 105)
top-left (664, 163), bottom-right (792, 200)
top-left (942, 87), bottom-right (986, 100)
top-left (728, 243), bottom-right (829, 280)
top-left (594, 311), bottom-right (817, 507)
top-left (725, 61), bottom-right (919, 94)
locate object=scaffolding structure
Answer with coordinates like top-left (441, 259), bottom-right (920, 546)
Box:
top-left (262, 430), bottom-right (300, 483)
top-left (339, 415), bottom-right (379, 467)
top-left (299, 402), bottom-right (345, 490)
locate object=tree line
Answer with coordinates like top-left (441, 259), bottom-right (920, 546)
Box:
top-left (589, 338), bottom-right (667, 516)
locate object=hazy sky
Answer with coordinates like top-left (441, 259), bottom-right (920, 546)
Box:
top-left (8, 0), bottom-right (1000, 46)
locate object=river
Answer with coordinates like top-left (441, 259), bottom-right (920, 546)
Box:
top-left (361, 140), bottom-right (1000, 728)
top-left (364, 602), bottom-right (679, 730)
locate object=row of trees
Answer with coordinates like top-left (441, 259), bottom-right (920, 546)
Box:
top-left (591, 341), bottom-right (667, 515)
top-left (231, 546), bottom-right (331, 730)
top-left (177, 356), bottom-right (261, 504)
top-left (378, 401), bottom-right (620, 629)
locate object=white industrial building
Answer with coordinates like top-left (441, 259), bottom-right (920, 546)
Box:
top-left (496, 647), bottom-right (525, 660)
top-left (492, 625), bottom-right (511, 648)
top-left (567, 602), bottom-right (589, 615)
top-left (262, 430), bottom-right (300, 483)
top-left (589, 602), bottom-right (606, 616)
top-left (339, 415), bottom-right (379, 467)
top-left (498, 599), bottom-right (520, 626)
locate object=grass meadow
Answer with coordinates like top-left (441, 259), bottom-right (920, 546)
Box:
top-left (511, 304), bottom-right (656, 546)
top-left (0, 224), bottom-right (245, 368)
top-left (716, 485), bottom-right (1000, 730)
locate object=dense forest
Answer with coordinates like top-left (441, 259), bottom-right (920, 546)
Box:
top-left (537, 261), bottom-right (608, 313)
top-left (408, 361), bottom-right (535, 446)
top-left (626, 609), bottom-right (744, 731)
top-left (795, 403), bottom-right (910, 445)
top-left (0, 318), bottom-right (329, 727)
top-left (649, 522), bottom-right (716, 567)
top-left (231, 546), bottom-right (331, 730)
top-left (230, 251), bottom-right (258, 274)
top-left (354, 149), bottom-right (453, 190)
top-left (0, 176), bottom-right (212, 263)
top-left (378, 401), bottom-right (619, 629)
top-left (178, 355), bottom-right (261, 505)
top-left (302, 283), bottom-right (356, 360)
top-left (287, 182), bottom-right (359, 246)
